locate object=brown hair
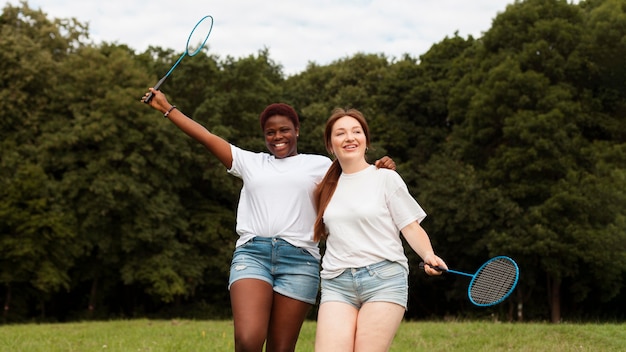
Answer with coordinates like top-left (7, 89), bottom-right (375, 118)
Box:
top-left (313, 108), bottom-right (371, 241)
top-left (259, 103), bottom-right (300, 130)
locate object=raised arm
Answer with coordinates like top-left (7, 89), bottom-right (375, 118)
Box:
top-left (142, 88), bottom-right (233, 169)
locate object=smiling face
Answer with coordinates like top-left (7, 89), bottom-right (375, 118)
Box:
top-left (263, 114), bottom-right (299, 159)
top-left (330, 115), bottom-right (367, 163)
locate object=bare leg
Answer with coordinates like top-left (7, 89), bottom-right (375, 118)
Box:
top-left (230, 279), bottom-right (274, 352)
top-left (265, 292), bottom-right (312, 352)
top-left (315, 301), bottom-right (358, 351)
top-left (354, 302), bottom-right (405, 352)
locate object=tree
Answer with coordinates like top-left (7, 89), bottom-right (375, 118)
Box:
top-left (0, 1), bottom-right (88, 319)
top-left (444, 0), bottom-right (626, 322)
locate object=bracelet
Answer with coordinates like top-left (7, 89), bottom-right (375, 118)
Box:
top-left (164, 105), bottom-right (177, 118)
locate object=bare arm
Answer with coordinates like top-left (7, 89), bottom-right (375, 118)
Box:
top-left (143, 88), bottom-right (233, 169)
top-left (400, 221), bottom-right (447, 276)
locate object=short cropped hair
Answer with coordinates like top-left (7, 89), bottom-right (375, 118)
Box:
top-left (259, 103), bottom-right (300, 130)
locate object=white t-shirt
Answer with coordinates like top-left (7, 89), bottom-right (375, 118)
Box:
top-left (228, 145), bottom-right (332, 259)
top-left (321, 165), bottom-right (426, 279)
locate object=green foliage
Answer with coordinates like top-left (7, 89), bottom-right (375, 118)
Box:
top-left (441, 0), bottom-right (626, 321)
top-left (0, 0), bottom-right (624, 323)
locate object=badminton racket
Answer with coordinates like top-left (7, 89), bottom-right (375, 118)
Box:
top-left (420, 256), bottom-right (519, 307)
top-left (143, 15), bottom-right (214, 103)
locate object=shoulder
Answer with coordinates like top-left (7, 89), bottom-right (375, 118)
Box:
top-left (374, 167), bottom-right (400, 178)
top-left (232, 144), bottom-right (271, 159)
top-left (300, 153), bottom-right (333, 166)
top-left (230, 145), bottom-right (273, 174)
top-left (374, 167), bottom-right (407, 186)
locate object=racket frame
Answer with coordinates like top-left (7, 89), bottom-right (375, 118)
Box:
top-left (421, 255), bottom-right (519, 307)
top-left (144, 15), bottom-right (214, 103)
top-left (467, 256), bottom-right (519, 307)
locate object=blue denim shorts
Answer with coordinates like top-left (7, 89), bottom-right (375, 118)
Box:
top-left (320, 260), bottom-right (408, 309)
top-left (228, 236), bottom-right (321, 304)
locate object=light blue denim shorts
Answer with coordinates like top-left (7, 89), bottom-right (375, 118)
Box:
top-left (228, 236), bottom-right (320, 305)
top-left (320, 260), bottom-right (408, 309)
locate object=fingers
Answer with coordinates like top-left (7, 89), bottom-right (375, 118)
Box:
top-left (140, 88), bottom-right (162, 106)
top-left (422, 256), bottom-right (448, 276)
top-left (374, 157), bottom-right (396, 170)
top-left (140, 88), bottom-right (155, 104)
top-left (425, 264), bottom-right (444, 276)
top-left (425, 267), bottom-right (442, 276)
top-left (384, 157), bottom-right (396, 170)
top-left (433, 258), bottom-right (448, 271)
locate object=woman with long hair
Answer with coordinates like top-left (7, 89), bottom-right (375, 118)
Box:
top-left (313, 108), bottom-right (447, 351)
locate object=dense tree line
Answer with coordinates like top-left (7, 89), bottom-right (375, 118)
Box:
top-left (1, 0), bottom-right (624, 324)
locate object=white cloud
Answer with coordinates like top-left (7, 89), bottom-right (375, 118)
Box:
top-left (6, 0), bottom-right (511, 75)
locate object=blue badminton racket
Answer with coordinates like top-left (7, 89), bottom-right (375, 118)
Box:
top-left (143, 15), bottom-right (214, 103)
top-left (420, 256), bottom-right (519, 307)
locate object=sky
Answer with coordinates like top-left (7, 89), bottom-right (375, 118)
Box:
top-left (9, 0), bottom-right (513, 76)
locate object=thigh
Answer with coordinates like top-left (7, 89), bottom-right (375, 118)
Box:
top-left (230, 279), bottom-right (273, 351)
top-left (266, 292), bottom-right (312, 352)
top-left (355, 301), bottom-right (405, 352)
top-left (315, 301), bottom-right (359, 352)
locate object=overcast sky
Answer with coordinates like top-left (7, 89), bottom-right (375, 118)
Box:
top-left (8, 0), bottom-right (513, 75)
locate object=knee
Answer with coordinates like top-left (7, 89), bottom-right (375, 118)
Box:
top-left (265, 342), bottom-right (297, 352)
top-left (234, 333), bottom-right (265, 352)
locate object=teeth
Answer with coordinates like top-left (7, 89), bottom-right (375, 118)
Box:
top-left (275, 143), bottom-right (286, 147)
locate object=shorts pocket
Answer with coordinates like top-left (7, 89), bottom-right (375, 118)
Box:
top-left (371, 261), bottom-right (407, 279)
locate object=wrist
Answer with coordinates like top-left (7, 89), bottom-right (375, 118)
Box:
top-left (164, 105), bottom-right (177, 118)
top-left (422, 252), bottom-right (436, 260)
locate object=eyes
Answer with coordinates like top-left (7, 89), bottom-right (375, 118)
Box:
top-left (265, 127), bottom-right (293, 137)
top-left (334, 129), bottom-right (363, 137)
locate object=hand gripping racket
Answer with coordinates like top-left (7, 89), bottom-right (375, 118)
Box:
top-left (420, 256), bottom-right (519, 307)
top-left (143, 15), bottom-right (214, 103)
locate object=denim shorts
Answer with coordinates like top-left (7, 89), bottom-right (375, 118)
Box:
top-left (228, 236), bottom-right (321, 304)
top-left (320, 260), bottom-right (408, 310)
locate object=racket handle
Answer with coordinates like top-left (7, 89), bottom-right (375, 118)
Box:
top-left (143, 91), bottom-right (155, 104)
top-left (143, 75), bottom-right (169, 104)
top-left (419, 262), bottom-right (446, 272)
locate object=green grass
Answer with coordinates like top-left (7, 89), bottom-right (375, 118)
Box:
top-left (0, 319), bottom-right (624, 351)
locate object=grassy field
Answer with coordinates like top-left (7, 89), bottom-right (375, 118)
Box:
top-left (0, 319), bottom-right (624, 351)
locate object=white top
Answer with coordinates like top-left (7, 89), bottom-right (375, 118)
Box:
top-left (227, 145), bottom-right (332, 259)
top-left (321, 165), bottom-right (426, 278)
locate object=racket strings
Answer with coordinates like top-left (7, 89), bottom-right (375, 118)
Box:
top-left (187, 16), bottom-right (213, 56)
top-left (469, 258), bottom-right (518, 305)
